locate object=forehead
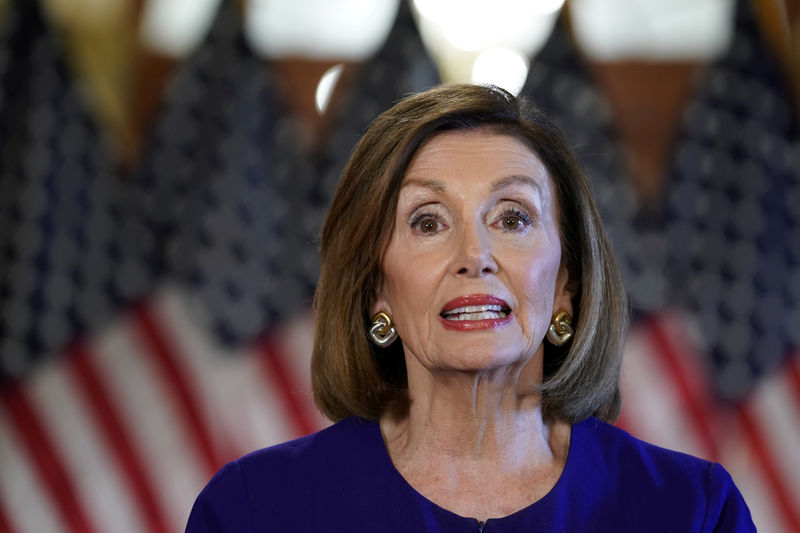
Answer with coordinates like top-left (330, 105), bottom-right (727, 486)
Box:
top-left (402, 129), bottom-right (549, 188)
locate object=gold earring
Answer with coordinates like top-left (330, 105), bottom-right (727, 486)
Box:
top-left (369, 312), bottom-right (398, 347)
top-left (546, 311), bottom-right (573, 346)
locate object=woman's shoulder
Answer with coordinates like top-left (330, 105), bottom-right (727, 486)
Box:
top-left (574, 417), bottom-right (730, 489)
top-left (575, 417), bottom-right (714, 472)
top-left (235, 416), bottom-right (376, 473)
top-left (566, 417), bottom-right (754, 531)
top-left (186, 417), bottom-right (382, 532)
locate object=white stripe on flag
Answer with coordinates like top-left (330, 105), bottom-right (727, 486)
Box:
top-left (619, 322), bottom-right (706, 458)
top-left (27, 357), bottom-right (147, 533)
top-left (723, 363), bottom-right (800, 533)
top-left (153, 286), bottom-right (312, 462)
top-left (721, 423), bottom-right (788, 533)
top-left (749, 368), bottom-right (800, 509)
top-left (90, 312), bottom-right (207, 533)
top-left (0, 403), bottom-right (66, 533)
top-left (224, 344), bottom-right (297, 455)
top-left (153, 288), bottom-right (235, 461)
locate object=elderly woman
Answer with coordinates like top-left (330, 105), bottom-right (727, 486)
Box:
top-left (187, 84), bottom-right (753, 532)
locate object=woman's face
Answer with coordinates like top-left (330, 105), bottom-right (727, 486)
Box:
top-left (373, 129), bottom-right (573, 375)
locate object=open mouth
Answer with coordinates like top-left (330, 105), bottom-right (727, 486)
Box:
top-left (439, 295), bottom-right (512, 327)
top-left (440, 304), bottom-right (510, 321)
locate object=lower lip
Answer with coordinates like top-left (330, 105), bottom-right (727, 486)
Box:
top-left (438, 313), bottom-right (513, 331)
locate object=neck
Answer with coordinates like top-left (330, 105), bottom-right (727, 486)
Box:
top-left (383, 361), bottom-right (554, 464)
top-left (379, 353), bottom-right (571, 520)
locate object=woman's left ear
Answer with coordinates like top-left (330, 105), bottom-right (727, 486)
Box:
top-left (553, 265), bottom-right (574, 317)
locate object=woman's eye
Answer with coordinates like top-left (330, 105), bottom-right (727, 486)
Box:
top-left (410, 213), bottom-right (443, 234)
top-left (502, 216), bottom-right (524, 230)
top-left (420, 219), bottom-right (438, 233)
top-left (495, 209), bottom-right (531, 232)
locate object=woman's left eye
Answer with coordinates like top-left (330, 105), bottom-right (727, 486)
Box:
top-left (495, 209), bottom-right (531, 232)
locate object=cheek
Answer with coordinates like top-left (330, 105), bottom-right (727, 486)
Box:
top-left (382, 248), bottom-right (436, 317)
top-left (512, 250), bottom-right (562, 314)
top-left (380, 244), bottom-right (451, 348)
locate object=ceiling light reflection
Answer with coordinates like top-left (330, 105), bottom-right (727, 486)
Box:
top-left (246, 0), bottom-right (399, 60)
top-left (414, 0), bottom-right (564, 19)
top-left (471, 48), bottom-right (529, 96)
top-left (140, 0), bottom-right (221, 57)
top-left (412, 0), bottom-right (563, 57)
top-left (315, 64), bottom-right (344, 115)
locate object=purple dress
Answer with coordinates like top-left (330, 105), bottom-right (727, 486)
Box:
top-left (186, 416), bottom-right (754, 532)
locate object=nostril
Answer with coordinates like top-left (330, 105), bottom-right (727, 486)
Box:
top-left (457, 267), bottom-right (468, 274)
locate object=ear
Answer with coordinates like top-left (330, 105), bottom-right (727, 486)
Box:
top-left (552, 264), bottom-right (575, 318)
top-left (370, 280), bottom-right (393, 318)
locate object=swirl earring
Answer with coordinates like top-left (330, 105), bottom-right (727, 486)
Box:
top-left (546, 310), bottom-right (573, 347)
top-left (369, 311), bottom-right (398, 348)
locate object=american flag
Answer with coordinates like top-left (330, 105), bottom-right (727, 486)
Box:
top-left (1, 0), bottom-right (798, 532)
top-left (0, 0), bottom-right (438, 531)
top-left (653, 0), bottom-right (800, 529)
top-left (521, 2), bottom-right (800, 531)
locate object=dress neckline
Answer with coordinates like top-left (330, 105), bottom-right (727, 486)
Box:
top-left (365, 417), bottom-right (584, 526)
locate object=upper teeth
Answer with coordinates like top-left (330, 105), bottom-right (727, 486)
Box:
top-left (445, 305), bottom-right (503, 314)
top-left (443, 304), bottom-right (508, 321)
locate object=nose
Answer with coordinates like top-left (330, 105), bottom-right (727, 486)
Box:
top-left (452, 222), bottom-right (498, 277)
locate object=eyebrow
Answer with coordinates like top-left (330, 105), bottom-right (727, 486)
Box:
top-left (489, 174), bottom-right (543, 195)
top-left (400, 178), bottom-right (447, 193)
top-left (401, 174), bottom-right (542, 195)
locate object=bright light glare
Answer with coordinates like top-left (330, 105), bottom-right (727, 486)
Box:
top-left (471, 48), bottom-right (529, 96)
top-left (246, 0), bottom-right (399, 60)
top-left (140, 0), bottom-right (221, 57)
top-left (413, 0), bottom-right (564, 52)
top-left (414, 0), bottom-right (564, 19)
top-left (570, 0), bottom-right (735, 60)
top-left (315, 64), bottom-right (344, 115)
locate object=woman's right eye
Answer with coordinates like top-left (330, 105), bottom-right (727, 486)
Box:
top-left (410, 213), bottom-right (443, 234)
top-left (419, 218), bottom-right (438, 233)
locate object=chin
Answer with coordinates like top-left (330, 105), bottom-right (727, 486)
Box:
top-left (438, 344), bottom-right (534, 374)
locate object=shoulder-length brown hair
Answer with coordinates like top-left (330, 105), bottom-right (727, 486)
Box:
top-left (312, 84), bottom-right (627, 424)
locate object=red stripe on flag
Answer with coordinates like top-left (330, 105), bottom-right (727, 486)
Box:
top-left (0, 382), bottom-right (97, 533)
top-left (131, 302), bottom-right (220, 475)
top-left (736, 403), bottom-right (800, 532)
top-left (67, 342), bottom-right (170, 533)
top-left (255, 336), bottom-right (316, 438)
top-left (645, 316), bottom-right (719, 460)
top-left (0, 498), bottom-right (16, 533)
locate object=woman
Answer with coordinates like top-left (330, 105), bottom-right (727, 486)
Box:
top-left (187, 84), bottom-right (753, 531)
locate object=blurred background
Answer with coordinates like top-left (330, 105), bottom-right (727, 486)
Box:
top-left (0, 0), bottom-right (798, 531)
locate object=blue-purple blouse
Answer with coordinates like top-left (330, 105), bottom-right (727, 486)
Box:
top-left (186, 416), bottom-right (754, 532)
